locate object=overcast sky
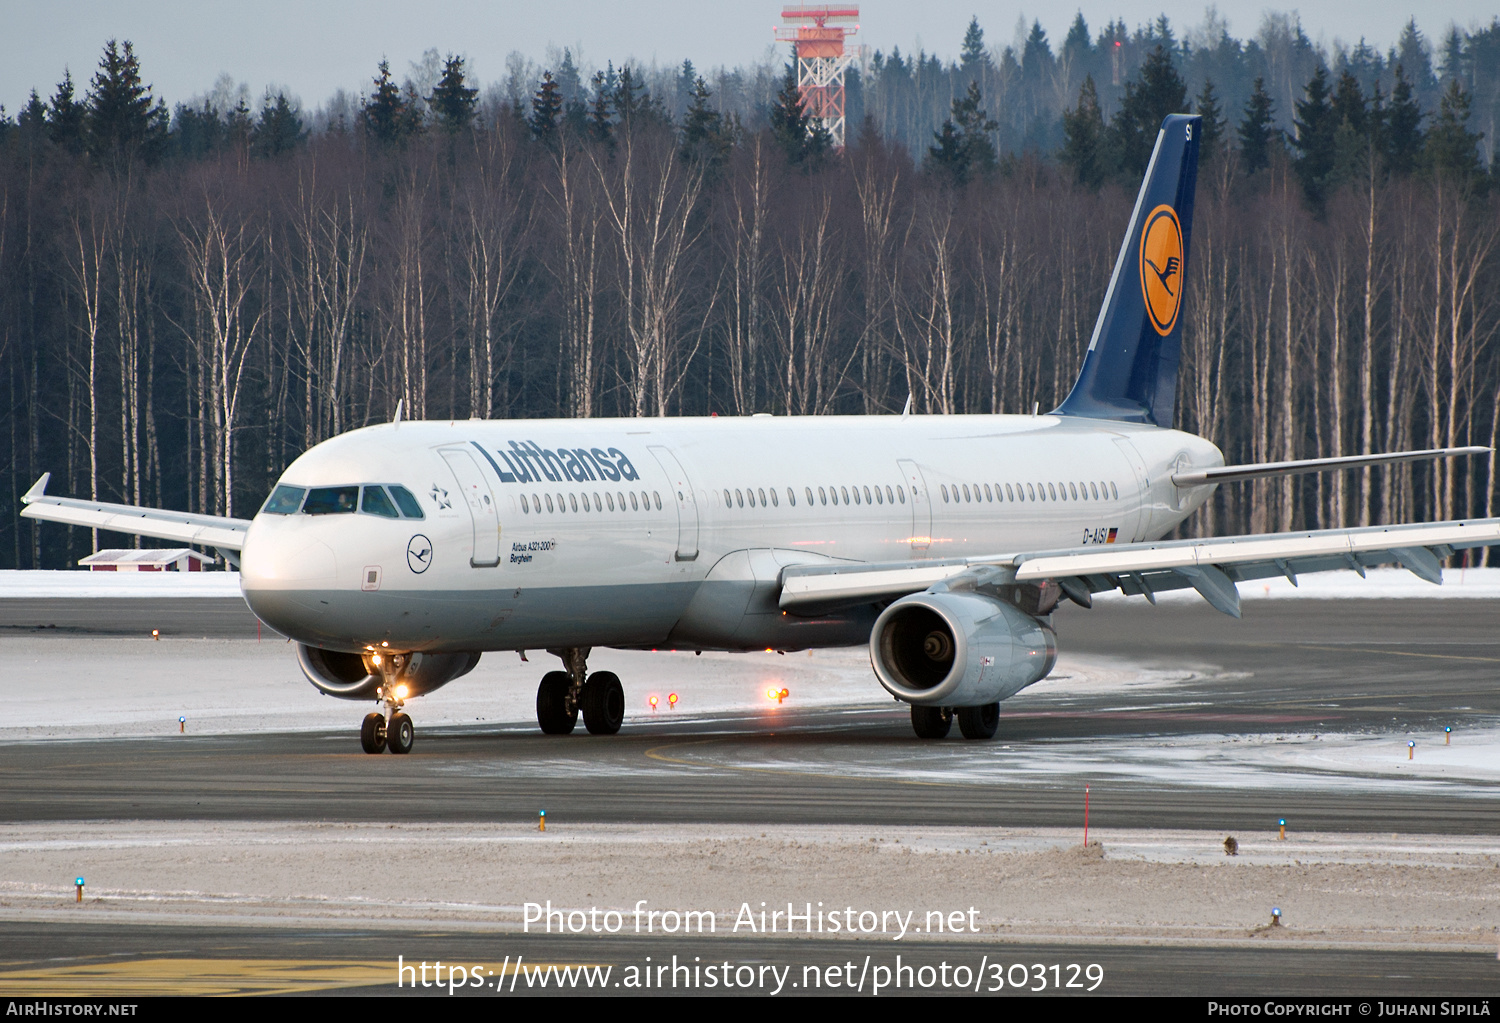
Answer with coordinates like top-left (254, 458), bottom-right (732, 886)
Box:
top-left (4, 1), bottom-right (1494, 113)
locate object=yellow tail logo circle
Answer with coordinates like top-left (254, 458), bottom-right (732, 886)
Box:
top-left (1139, 204), bottom-right (1183, 336)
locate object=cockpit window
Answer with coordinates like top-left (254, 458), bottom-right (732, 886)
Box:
top-left (389, 485), bottom-right (424, 519)
top-left (361, 485), bottom-right (400, 518)
top-left (261, 485), bottom-right (306, 515)
top-left (303, 486), bottom-right (359, 515)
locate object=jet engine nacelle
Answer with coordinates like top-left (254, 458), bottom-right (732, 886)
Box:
top-left (296, 644), bottom-right (481, 700)
top-left (870, 591), bottom-right (1057, 706)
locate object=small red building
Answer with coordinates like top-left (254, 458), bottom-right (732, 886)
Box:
top-left (78, 548), bottom-right (212, 572)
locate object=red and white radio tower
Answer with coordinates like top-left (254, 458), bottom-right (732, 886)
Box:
top-left (775, 5), bottom-right (860, 149)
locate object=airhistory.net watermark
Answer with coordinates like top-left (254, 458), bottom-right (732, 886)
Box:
top-left (521, 900), bottom-right (982, 940)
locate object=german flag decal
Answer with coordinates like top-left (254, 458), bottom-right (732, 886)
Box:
top-left (1139, 204), bottom-right (1184, 336)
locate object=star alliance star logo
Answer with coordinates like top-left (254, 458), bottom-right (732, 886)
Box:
top-left (430, 484), bottom-right (452, 510)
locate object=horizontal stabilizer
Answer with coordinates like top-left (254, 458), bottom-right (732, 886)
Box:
top-left (1173, 447), bottom-right (1491, 487)
top-left (20, 475), bottom-right (250, 551)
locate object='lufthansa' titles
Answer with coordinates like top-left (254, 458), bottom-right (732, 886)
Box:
top-left (469, 440), bottom-right (640, 486)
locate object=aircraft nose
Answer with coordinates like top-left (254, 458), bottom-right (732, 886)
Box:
top-left (241, 527), bottom-right (337, 587)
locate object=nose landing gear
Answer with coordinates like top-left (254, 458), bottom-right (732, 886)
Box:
top-left (359, 652), bottom-right (417, 754)
top-left (535, 647), bottom-right (625, 736)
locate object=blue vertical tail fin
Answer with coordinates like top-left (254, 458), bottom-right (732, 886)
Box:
top-left (1053, 114), bottom-right (1201, 426)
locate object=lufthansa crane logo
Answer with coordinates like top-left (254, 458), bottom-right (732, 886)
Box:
top-left (406, 534), bottom-right (433, 574)
top-left (1139, 204), bottom-right (1184, 336)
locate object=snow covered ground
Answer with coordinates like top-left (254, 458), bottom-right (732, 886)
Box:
top-left (677, 722), bottom-right (1500, 797)
top-left (0, 637), bottom-right (892, 741)
top-left (0, 570), bottom-right (242, 598)
top-left (2, 821), bottom-right (1496, 948)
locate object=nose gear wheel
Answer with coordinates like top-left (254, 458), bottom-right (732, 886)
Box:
top-left (360, 712), bottom-right (387, 753)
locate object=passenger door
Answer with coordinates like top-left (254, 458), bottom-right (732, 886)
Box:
top-left (897, 459), bottom-right (931, 556)
top-left (440, 447), bottom-right (501, 567)
top-left (649, 446), bottom-right (699, 562)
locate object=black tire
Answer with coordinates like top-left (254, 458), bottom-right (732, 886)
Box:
top-left (387, 712), bottom-right (414, 754)
top-left (581, 671), bottom-right (625, 735)
top-left (957, 703), bottom-right (1000, 740)
top-left (360, 712), bottom-right (387, 754)
top-left (910, 704), bottom-right (953, 739)
top-left (536, 671), bottom-right (578, 735)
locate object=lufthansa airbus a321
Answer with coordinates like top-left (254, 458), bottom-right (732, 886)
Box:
top-left (23, 115), bottom-right (1500, 753)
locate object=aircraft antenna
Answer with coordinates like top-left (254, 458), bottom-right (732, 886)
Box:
top-left (901, 394), bottom-right (912, 419)
top-left (775, 5), bottom-right (860, 149)
top-left (393, 398), bottom-right (404, 426)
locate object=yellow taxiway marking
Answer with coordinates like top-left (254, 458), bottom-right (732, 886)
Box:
top-left (0, 959), bottom-right (560, 997)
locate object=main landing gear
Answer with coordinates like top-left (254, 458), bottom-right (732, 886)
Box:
top-left (536, 646), bottom-right (625, 736)
top-left (360, 654), bottom-right (416, 755)
top-left (909, 702), bottom-right (1000, 740)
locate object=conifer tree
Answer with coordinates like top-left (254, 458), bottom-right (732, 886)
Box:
top-left (86, 39), bottom-right (169, 166)
top-left (1384, 64), bottom-right (1424, 176)
top-left (251, 93), bottom-right (305, 157)
top-left (1330, 69), bottom-right (1368, 136)
top-left (1424, 80), bottom-right (1484, 181)
top-left (588, 70), bottom-right (613, 146)
top-left (612, 65), bottom-right (650, 130)
top-left (960, 17), bottom-right (991, 76)
top-left (1111, 44), bottom-right (1187, 176)
top-left (427, 55), bottom-right (478, 134)
top-left (1195, 78), bottom-right (1225, 161)
top-left (1292, 65), bottom-right (1336, 205)
top-left (556, 49), bottom-right (583, 104)
top-left (1062, 13), bottom-right (1093, 61)
top-left (18, 91), bottom-right (47, 136)
top-left (680, 76), bottom-right (731, 170)
top-left (362, 59), bottom-right (411, 146)
top-left (530, 71), bottom-right (562, 145)
top-left (47, 71), bottom-right (86, 154)
top-left (1238, 76), bottom-right (1278, 175)
top-left (1062, 75), bottom-right (1109, 187)
top-left (769, 63), bottom-right (831, 166)
top-left (926, 80), bottom-right (997, 184)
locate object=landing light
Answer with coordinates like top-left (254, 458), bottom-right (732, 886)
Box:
top-left (371, 653), bottom-right (383, 667)
top-left (394, 684), bottom-right (409, 700)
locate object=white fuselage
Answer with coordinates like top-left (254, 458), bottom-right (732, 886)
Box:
top-left (239, 413), bottom-right (1222, 654)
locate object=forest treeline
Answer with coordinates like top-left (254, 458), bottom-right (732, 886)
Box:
top-left (0, 13), bottom-right (1498, 569)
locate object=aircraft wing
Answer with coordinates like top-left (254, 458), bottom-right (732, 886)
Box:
top-left (778, 517), bottom-right (1500, 618)
top-left (19, 474), bottom-right (251, 552)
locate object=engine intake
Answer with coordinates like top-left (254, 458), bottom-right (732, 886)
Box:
top-left (870, 591), bottom-right (1056, 706)
top-left (296, 644), bottom-right (481, 700)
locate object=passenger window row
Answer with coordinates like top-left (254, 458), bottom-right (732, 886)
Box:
top-left (521, 490), bottom-right (663, 515)
top-left (260, 484), bottom-right (425, 519)
top-left (721, 485), bottom-right (912, 509)
top-left (940, 480), bottom-right (1120, 504)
